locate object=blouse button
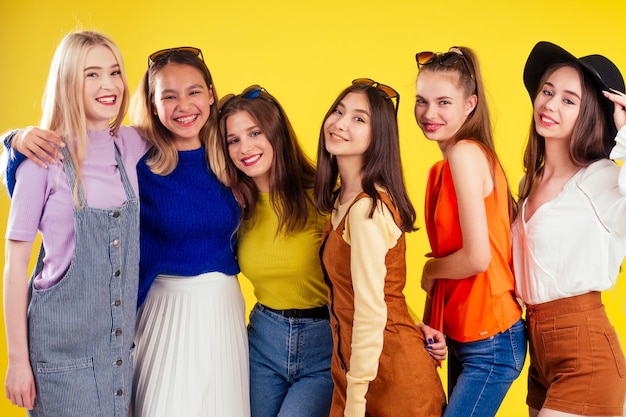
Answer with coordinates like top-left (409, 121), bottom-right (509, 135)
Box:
top-left (115, 328), bottom-right (122, 336)
top-left (112, 239), bottom-right (120, 247)
top-left (112, 211), bottom-right (120, 218)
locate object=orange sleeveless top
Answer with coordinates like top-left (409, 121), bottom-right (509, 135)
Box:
top-left (424, 147), bottom-right (522, 342)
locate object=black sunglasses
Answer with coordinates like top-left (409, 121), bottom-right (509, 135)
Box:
top-left (148, 47), bottom-right (203, 66)
top-left (352, 78), bottom-right (400, 115)
top-left (416, 48), bottom-right (473, 78)
top-left (219, 85), bottom-right (268, 110)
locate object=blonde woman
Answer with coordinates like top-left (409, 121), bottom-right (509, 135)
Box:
top-left (3, 31), bottom-right (148, 416)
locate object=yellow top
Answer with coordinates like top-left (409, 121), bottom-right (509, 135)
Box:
top-left (237, 190), bottom-right (329, 309)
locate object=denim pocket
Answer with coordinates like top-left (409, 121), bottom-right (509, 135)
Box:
top-left (508, 319), bottom-right (527, 371)
top-left (541, 326), bottom-right (579, 374)
top-left (35, 357), bottom-right (102, 417)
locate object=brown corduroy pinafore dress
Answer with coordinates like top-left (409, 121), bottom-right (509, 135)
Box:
top-left (319, 191), bottom-right (446, 417)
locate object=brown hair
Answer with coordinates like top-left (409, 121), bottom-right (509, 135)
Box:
top-left (218, 89), bottom-right (316, 234)
top-left (129, 50), bottom-right (227, 183)
top-left (518, 62), bottom-right (608, 202)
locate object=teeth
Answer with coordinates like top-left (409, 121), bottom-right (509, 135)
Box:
top-left (176, 115), bottom-right (197, 124)
top-left (97, 96), bottom-right (115, 104)
top-left (331, 133), bottom-right (347, 141)
top-left (541, 116), bottom-right (556, 125)
top-left (243, 155), bottom-right (260, 164)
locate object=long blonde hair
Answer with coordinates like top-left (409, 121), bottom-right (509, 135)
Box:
top-left (42, 30), bottom-right (129, 206)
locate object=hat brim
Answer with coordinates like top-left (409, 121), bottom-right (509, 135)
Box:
top-left (523, 41), bottom-right (624, 144)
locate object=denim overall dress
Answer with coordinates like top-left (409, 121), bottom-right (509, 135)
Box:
top-left (27, 146), bottom-right (139, 417)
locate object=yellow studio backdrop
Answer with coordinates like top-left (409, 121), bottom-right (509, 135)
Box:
top-left (1, 0), bottom-right (625, 415)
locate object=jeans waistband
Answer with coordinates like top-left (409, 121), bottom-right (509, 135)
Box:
top-left (261, 304), bottom-right (330, 319)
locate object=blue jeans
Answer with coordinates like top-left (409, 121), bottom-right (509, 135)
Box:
top-left (444, 319), bottom-right (527, 417)
top-left (248, 303), bottom-right (333, 417)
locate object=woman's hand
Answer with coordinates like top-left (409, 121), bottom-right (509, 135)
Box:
top-left (13, 127), bottom-right (64, 168)
top-left (418, 323), bottom-right (447, 361)
top-left (603, 89), bottom-right (626, 131)
top-left (5, 357), bottom-right (36, 410)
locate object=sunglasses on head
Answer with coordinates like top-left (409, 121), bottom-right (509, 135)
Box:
top-left (218, 85), bottom-right (270, 111)
top-left (148, 47), bottom-right (203, 66)
top-left (352, 78), bottom-right (400, 115)
top-left (416, 48), bottom-right (473, 78)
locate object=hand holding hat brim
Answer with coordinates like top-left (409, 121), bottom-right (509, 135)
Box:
top-left (603, 89), bottom-right (626, 131)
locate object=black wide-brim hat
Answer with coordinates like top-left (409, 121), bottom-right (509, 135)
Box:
top-left (523, 41), bottom-right (625, 143)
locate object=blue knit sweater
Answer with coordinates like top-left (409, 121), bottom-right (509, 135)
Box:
top-left (2, 136), bottom-right (240, 307)
top-left (3, 130), bottom-right (25, 197)
top-left (137, 147), bottom-right (240, 307)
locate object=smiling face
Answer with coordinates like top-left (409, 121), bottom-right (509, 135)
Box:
top-left (323, 91), bottom-right (372, 164)
top-left (225, 110), bottom-right (274, 192)
top-left (82, 45), bottom-right (125, 131)
top-left (533, 65), bottom-right (582, 143)
top-left (152, 63), bottom-right (214, 150)
top-left (414, 71), bottom-right (476, 152)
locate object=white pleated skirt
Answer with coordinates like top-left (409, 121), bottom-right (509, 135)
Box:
top-left (131, 272), bottom-right (250, 417)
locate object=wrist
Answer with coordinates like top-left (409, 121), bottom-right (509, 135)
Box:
top-left (7, 350), bottom-right (30, 363)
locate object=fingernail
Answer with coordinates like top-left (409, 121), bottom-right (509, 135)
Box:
top-left (428, 338), bottom-right (434, 344)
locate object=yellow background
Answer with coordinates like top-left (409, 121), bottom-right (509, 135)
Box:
top-left (1, 1), bottom-right (625, 416)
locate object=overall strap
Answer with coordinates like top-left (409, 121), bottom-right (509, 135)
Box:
top-left (336, 190), bottom-right (399, 230)
top-left (59, 141), bottom-right (137, 203)
top-left (113, 143), bottom-right (137, 200)
top-left (335, 192), bottom-right (370, 232)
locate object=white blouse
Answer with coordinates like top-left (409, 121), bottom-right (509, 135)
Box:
top-left (512, 127), bottom-right (626, 305)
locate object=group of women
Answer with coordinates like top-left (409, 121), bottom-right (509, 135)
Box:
top-left (2, 29), bottom-right (626, 417)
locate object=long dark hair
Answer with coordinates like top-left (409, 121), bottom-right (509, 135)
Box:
top-left (314, 82), bottom-right (417, 232)
top-left (218, 89), bottom-right (316, 234)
